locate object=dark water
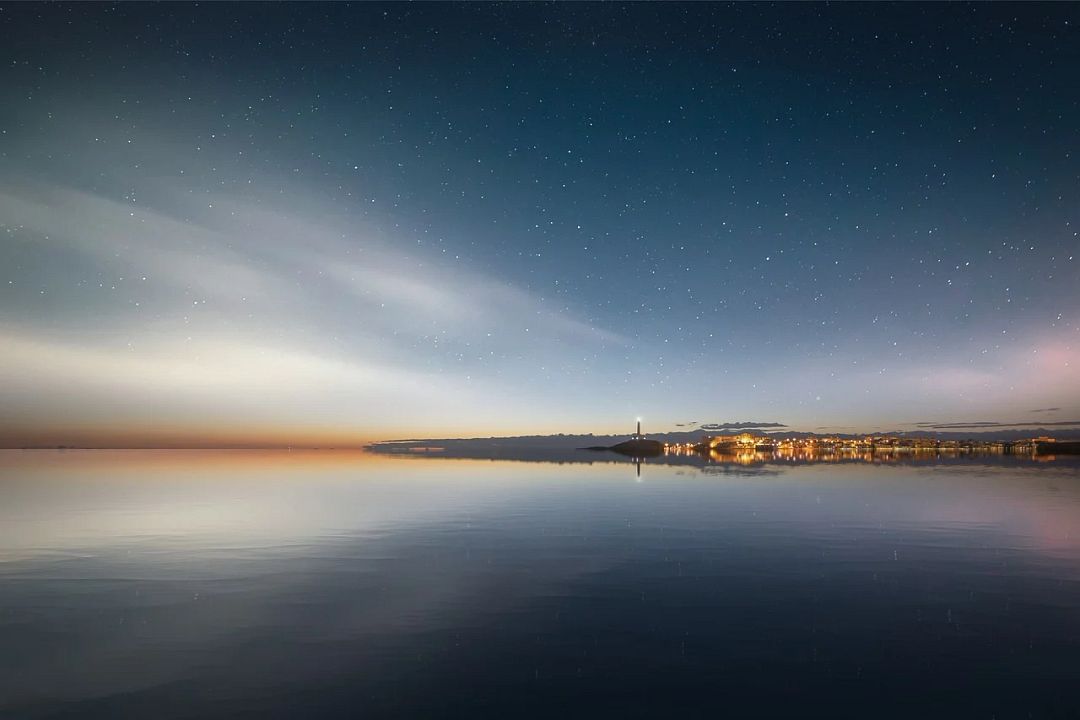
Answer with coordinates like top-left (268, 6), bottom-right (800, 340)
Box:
top-left (1, 451), bottom-right (1079, 719)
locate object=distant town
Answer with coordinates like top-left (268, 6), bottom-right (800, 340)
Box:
top-left (600, 418), bottom-right (1078, 458)
top-left (675, 431), bottom-right (1073, 455)
top-left (661, 432), bottom-right (1080, 463)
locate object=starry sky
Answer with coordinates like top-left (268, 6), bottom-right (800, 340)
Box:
top-left (1, 3), bottom-right (1078, 447)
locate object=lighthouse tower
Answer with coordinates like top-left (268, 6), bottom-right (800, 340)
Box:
top-left (635, 417), bottom-right (642, 439)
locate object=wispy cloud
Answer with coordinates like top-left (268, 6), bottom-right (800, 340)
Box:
top-left (698, 421), bottom-right (787, 431)
top-left (0, 177), bottom-right (626, 443)
top-left (912, 420), bottom-right (1080, 429)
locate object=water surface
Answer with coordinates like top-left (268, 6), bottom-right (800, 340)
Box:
top-left (1, 450), bottom-right (1078, 718)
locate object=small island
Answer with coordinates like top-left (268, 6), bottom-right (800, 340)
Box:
top-left (583, 419), bottom-right (665, 457)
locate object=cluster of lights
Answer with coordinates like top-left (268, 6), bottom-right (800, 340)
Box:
top-left (660, 433), bottom-right (1057, 462)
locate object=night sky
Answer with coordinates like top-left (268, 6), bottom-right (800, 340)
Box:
top-left (1, 3), bottom-right (1078, 446)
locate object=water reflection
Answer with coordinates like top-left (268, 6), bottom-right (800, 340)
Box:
top-left (1, 450), bottom-right (1078, 718)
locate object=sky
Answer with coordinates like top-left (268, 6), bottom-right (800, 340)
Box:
top-left (1, 3), bottom-right (1078, 447)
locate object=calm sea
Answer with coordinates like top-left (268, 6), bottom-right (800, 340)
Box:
top-left (1, 450), bottom-right (1078, 718)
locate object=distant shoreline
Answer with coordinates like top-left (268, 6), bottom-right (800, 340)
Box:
top-left (5, 426), bottom-right (1080, 453)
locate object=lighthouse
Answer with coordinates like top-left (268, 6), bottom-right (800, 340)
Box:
top-left (610, 417), bottom-right (663, 458)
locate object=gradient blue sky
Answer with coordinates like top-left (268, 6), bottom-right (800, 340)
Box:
top-left (1, 3), bottom-right (1078, 446)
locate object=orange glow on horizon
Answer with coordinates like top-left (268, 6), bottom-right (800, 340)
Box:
top-left (0, 419), bottom-right (673, 450)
